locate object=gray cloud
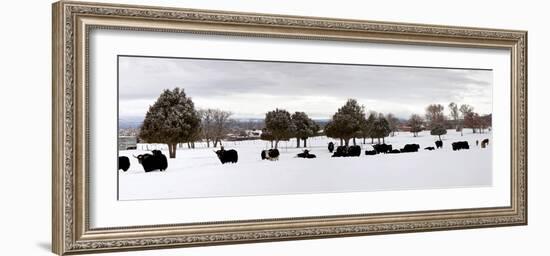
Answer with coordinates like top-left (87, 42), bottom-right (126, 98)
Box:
top-left (119, 56), bottom-right (492, 119)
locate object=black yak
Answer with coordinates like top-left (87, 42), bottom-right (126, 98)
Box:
top-left (452, 141), bottom-right (470, 151)
top-left (481, 138), bottom-right (490, 148)
top-left (400, 144), bottom-right (420, 153)
top-left (118, 156), bottom-right (130, 172)
top-left (365, 150), bottom-right (377, 155)
top-left (424, 147), bottom-right (435, 151)
top-left (261, 148), bottom-right (280, 160)
top-left (328, 142), bottom-right (335, 153)
top-left (332, 145), bottom-right (361, 157)
top-left (134, 150), bottom-right (168, 172)
top-left (388, 149), bottom-right (401, 154)
top-left (215, 147), bottom-right (238, 164)
top-left (348, 145), bottom-right (361, 157)
top-left (152, 150), bottom-right (168, 171)
top-left (332, 146), bottom-right (348, 157)
top-left (297, 149), bottom-right (316, 158)
top-left (435, 140), bottom-right (443, 149)
top-left (372, 143), bottom-right (392, 154)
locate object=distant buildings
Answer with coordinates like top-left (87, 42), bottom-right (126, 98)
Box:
top-left (397, 125), bottom-right (413, 132)
top-left (118, 136), bottom-right (137, 150)
top-left (225, 129), bottom-right (262, 141)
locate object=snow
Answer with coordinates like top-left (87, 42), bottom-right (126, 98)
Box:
top-left (119, 129), bottom-right (492, 201)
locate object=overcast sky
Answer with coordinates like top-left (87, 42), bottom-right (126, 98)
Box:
top-left (118, 56), bottom-right (492, 121)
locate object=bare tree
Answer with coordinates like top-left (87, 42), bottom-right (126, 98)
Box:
top-left (386, 113), bottom-right (400, 137)
top-left (480, 114), bottom-right (492, 133)
top-left (459, 104), bottom-right (476, 133)
top-left (199, 109), bottom-right (215, 147)
top-left (464, 113), bottom-right (491, 134)
top-left (211, 109), bottom-right (233, 147)
top-left (457, 104), bottom-right (473, 136)
top-left (448, 102), bottom-right (460, 130)
top-left (425, 104), bottom-right (445, 127)
top-left (464, 111), bottom-right (487, 134)
top-left (408, 114), bottom-right (423, 137)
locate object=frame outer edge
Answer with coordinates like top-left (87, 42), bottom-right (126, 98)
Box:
top-left (522, 31), bottom-right (528, 225)
top-left (54, 1), bottom-right (528, 254)
top-left (52, 1), bottom-right (65, 255)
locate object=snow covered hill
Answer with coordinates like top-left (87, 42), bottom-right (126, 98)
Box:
top-left (119, 129), bottom-right (492, 201)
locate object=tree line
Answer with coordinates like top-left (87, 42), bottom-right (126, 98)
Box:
top-left (260, 109), bottom-right (320, 149)
top-left (138, 88), bottom-right (491, 158)
top-left (259, 99), bottom-right (491, 148)
top-left (420, 102), bottom-right (491, 139)
top-left (260, 99), bottom-right (399, 148)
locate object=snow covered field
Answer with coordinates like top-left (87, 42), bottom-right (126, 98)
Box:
top-left (119, 129), bottom-right (492, 201)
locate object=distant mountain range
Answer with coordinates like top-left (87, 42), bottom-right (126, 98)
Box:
top-left (118, 116), bottom-right (144, 129)
top-left (118, 116), bottom-right (330, 129)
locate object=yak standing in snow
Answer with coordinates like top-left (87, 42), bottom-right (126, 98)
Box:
top-left (215, 147), bottom-right (239, 164)
top-left (134, 150), bottom-right (168, 172)
top-left (347, 145), bottom-right (361, 157)
top-left (435, 140), bottom-right (443, 149)
top-left (118, 156), bottom-right (130, 172)
top-left (452, 141), bottom-right (470, 151)
top-left (328, 142), bottom-right (335, 153)
top-left (400, 144), bottom-right (420, 153)
top-left (152, 150), bottom-right (168, 171)
top-left (481, 138), bottom-right (490, 148)
top-left (261, 148), bottom-right (280, 161)
top-left (215, 147), bottom-right (238, 164)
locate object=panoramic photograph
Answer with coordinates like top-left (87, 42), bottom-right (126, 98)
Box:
top-left (117, 55), bottom-right (493, 201)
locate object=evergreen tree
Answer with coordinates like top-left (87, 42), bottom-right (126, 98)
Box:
top-left (371, 113), bottom-right (392, 144)
top-left (291, 112), bottom-right (319, 148)
top-left (139, 88), bottom-right (200, 158)
top-left (265, 109), bottom-right (295, 149)
top-left (364, 111), bottom-right (378, 144)
top-left (430, 123), bottom-right (447, 140)
top-left (323, 120), bottom-right (339, 145)
top-left (328, 99), bottom-right (367, 146)
top-left (357, 121), bottom-right (368, 145)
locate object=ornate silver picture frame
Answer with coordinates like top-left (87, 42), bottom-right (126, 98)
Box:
top-left (52, 1), bottom-right (527, 255)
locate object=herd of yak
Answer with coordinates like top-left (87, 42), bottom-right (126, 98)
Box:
top-left (118, 138), bottom-right (490, 172)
